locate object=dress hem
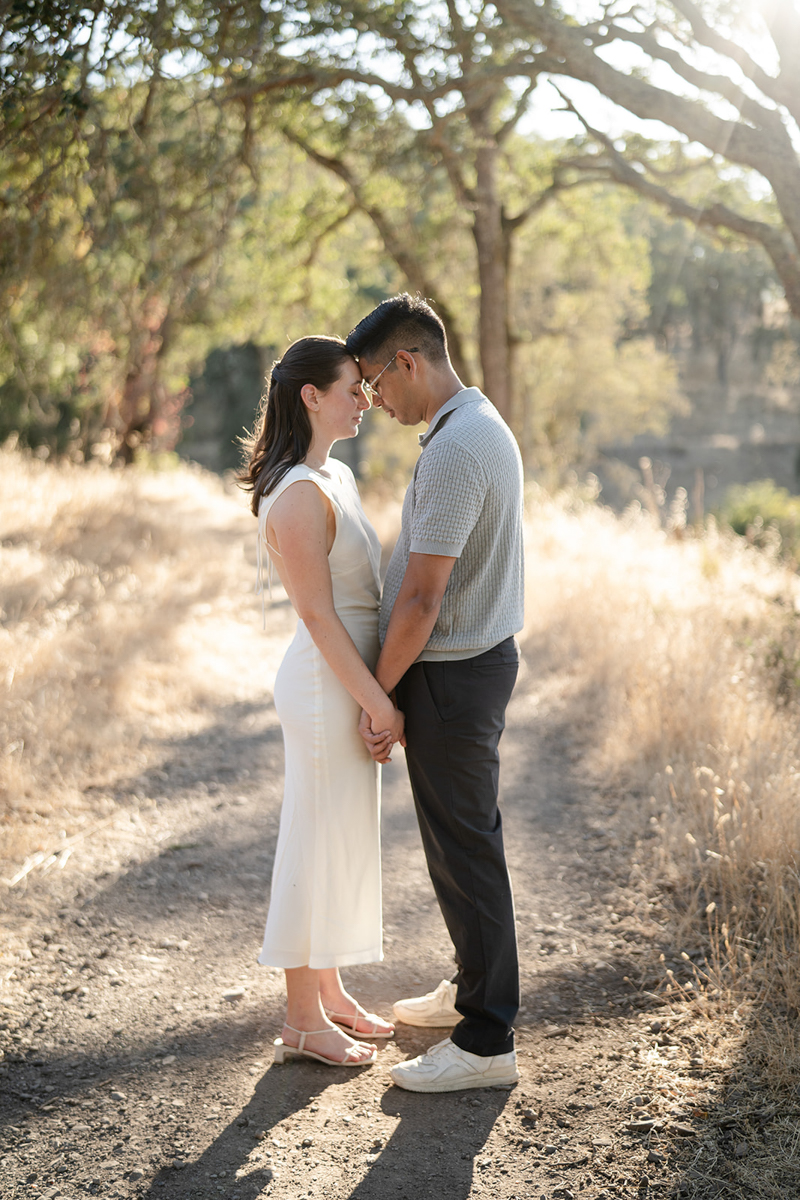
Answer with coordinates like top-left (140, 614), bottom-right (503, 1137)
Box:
top-left (257, 947), bottom-right (384, 970)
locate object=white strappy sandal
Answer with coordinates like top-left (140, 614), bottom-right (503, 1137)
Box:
top-left (324, 1005), bottom-right (395, 1040)
top-left (273, 1024), bottom-right (377, 1067)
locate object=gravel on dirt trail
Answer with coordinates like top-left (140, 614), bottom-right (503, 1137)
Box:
top-left (0, 646), bottom-right (776, 1200)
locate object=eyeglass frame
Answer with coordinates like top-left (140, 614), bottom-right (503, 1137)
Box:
top-left (362, 347), bottom-right (419, 400)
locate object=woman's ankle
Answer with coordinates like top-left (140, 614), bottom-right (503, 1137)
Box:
top-left (283, 1004), bottom-right (329, 1032)
top-left (319, 985), bottom-right (351, 1009)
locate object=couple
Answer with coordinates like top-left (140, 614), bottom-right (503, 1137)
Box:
top-left (241, 295), bottom-right (524, 1093)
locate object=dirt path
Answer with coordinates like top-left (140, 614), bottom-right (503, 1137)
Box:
top-left (0, 632), bottom-right (777, 1200)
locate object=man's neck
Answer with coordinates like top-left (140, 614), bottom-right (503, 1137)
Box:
top-left (422, 367), bottom-right (467, 425)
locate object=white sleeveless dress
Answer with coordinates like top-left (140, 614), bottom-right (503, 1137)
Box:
top-left (257, 459), bottom-right (384, 969)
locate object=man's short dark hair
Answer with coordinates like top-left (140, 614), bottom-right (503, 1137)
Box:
top-left (345, 294), bottom-right (448, 366)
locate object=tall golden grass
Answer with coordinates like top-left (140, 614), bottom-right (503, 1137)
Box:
top-left (524, 485), bottom-right (800, 1073)
top-left (0, 445), bottom-right (294, 873)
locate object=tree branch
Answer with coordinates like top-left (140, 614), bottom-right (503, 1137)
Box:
top-left (559, 98), bottom-right (800, 319)
top-left (503, 175), bottom-right (605, 232)
top-left (226, 63), bottom-right (452, 106)
top-left (600, 21), bottom-right (777, 130)
top-left (422, 118), bottom-right (476, 207)
top-left (669, 0), bottom-right (800, 126)
top-left (238, 96), bottom-right (259, 186)
top-left (445, 0), bottom-right (474, 66)
top-left (398, 44), bottom-right (477, 207)
top-left (493, 0), bottom-right (800, 253)
top-left (496, 78), bottom-right (538, 145)
top-left (298, 203), bottom-right (358, 269)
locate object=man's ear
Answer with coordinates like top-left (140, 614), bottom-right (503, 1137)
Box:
top-left (300, 383), bottom-right (319, 411)
top-left (396, 350), bottom-right (417, 377)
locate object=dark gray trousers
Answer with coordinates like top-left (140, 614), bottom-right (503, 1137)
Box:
top-left (395, 636), bottom-right (520, 1056)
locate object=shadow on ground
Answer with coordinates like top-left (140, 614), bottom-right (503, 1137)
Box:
top-left (136, 1066), bottom-right (509, 1200)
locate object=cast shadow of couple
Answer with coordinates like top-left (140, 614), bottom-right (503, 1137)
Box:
top-left (140, 1054), bottom-right (512, 1200)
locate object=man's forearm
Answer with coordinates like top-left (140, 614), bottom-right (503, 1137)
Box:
top-left (376, 594), bottom-right (442, 694)
top-left (376, 551), bottom-right (456, 694)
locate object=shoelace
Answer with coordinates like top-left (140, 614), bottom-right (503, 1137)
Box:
top-left (422, 1039), bottom-right (452, 1062)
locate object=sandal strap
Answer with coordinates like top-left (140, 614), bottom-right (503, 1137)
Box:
top-left (283, 1023), bottom-right (330, 1054)
top-left (325, 1008), bottom-right (359, 1033)
top-left (282, 1022), bottom-right (373, 1065)
top-left (325, 1007), bottom-right (390, 1036)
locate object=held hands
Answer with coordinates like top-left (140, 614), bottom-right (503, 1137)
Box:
top-left (358, 702), bottom-right (405, 765)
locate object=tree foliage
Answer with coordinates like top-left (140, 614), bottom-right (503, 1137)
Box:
top-left (222, 0), bottom-right (567, 419)
top-left (0, 2), bottom-right (274, 457)
top-left (510, 180), bottom-right (686, 474)
top-left (0, 0), bottom-right (780, 477)
top-left (647, 215), bottom-right (778, 382)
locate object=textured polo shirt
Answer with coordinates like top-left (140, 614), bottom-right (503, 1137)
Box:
top-left (379, 387), bottom-right (524, 661)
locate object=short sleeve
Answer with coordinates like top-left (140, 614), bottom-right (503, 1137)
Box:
top-left (410, 439), bottom-right (487, 557)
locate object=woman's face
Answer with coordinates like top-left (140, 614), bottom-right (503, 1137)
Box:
top-left (315, 357), bottom-right (371, 440)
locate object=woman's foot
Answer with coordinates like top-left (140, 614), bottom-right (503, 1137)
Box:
top-left (280, 1021), bottom-right (377, 1065)
top-left (321, 993), bottom-right (395, 1039)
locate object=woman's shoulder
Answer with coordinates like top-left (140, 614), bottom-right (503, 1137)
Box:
top-left (258, 458), bottom-right (356, 515)
top-left (258, 464), bottom-right (315, 515)
top-left (260, 463), bottom-right (344, 519)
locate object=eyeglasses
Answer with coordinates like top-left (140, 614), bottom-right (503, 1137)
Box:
top-left (362, 348), bottom-right (418, 400)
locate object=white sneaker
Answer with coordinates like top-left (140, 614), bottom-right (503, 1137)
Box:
top-left (392, 979), bottom-right (459, 1027)
top-left (390, 1038), bottom-right (519, 1093)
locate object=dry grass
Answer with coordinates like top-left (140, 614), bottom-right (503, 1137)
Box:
top-left (5, 446), bottom-right (800, 1088)
top-left (0, 445), bottom-right (293, 876)
top-left (523, 484), bottom-right (800, 1081)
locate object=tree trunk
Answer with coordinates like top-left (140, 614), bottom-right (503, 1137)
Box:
top-left (473, 140), bottom-right (512, 421)
top-left (114, 304), bottom-right (173, 462)
top-left (116, 358), bottom-right (158, 463)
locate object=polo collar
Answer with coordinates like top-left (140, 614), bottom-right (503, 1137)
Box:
top-left (418, 386), bottom-right (486, 446)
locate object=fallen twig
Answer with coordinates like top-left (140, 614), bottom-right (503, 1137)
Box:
top-left (4, 814), bottom-right (119, 888)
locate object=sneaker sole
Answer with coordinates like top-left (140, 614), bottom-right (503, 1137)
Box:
top-left (389, 1067), bottom-right (520, 1093)
top-left (391, 1008), bottom-right (460, 1027)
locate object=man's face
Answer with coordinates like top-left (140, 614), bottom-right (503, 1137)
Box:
top-left (359, 351), bottom-right (424, 426)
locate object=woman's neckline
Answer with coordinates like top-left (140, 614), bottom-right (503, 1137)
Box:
top-left (301, 458), bottom-right (335, 477)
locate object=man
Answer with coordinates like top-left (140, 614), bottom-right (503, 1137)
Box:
top-left (345, 294), bottom-right (525, 1093)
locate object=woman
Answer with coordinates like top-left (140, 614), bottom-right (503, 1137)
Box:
top-left (240, 336), bottom-right (403, 1068)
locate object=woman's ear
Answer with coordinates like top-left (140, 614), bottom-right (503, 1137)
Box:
top-left (300, 383), bottom-right (319, 411)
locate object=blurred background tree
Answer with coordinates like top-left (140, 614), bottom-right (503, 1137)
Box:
top-left (244, 0), bottom-right (576, 423)
top-left (1, 2), bottom-right (253, 458)
top-left (0, 0), bottom-right (793, 488)
top-left (647, 216), bottom-right (779, 384)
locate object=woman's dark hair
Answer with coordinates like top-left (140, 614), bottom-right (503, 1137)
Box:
top-left (239, 336), bottom-right (352, 516)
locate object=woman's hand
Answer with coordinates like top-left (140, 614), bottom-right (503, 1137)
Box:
top-left (358, 703), bottom-right (405, 764)
top-left (359, 709), bottom-right (393, 763)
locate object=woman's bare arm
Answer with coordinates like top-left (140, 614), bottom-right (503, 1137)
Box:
top-left (267, 480), bottom-right (403, 745)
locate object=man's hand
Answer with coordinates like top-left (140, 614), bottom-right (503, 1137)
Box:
top-left (358, 707), bottom-right (396, 764)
